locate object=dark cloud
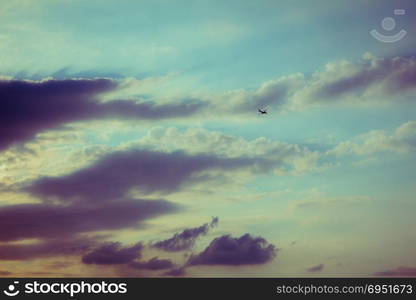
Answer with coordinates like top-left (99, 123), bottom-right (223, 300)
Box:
top-left (211, 216), bottom-right (219, 227)
top-left (0, 238), bottom-right (94, 260)
top-left (187, 234), bottom-right (277, 266)
top-left (374, 267), bottom-right (416, 277)
top-left (26, 149), bottom-right (267, 203)
top-left (151, 217), bottom-right (219, 252)
top-left (306, 264), bottom-right (324, 273)
top-left (82, 244), bottom-right (175, 269)
top-left (0, 78), bottom-right (113, 150)
top-left (163, 267), bottom-right (186, 277)
top-left (0, 78), bottom-right (206, 151)
top-left (129, 257), bottom-right (175, 270)
top-left (82, 242), bottom-right (143, 265)
top-left (0, 270), bottom-right (13, 276)
top-left (0, 199), bottom-right (177, 242)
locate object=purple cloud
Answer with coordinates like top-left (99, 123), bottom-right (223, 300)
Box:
top-left (374, 266), bottom-right (416, 277)
top-left (187, 234), bottom-right (277, 266)
top-left (82, 242), bottom-right (143, 265)
top-left (316, 56), bottom-right (416, 100)
top-left (306, 264), bottom-right (324, 273)
top-left (0, 270), bottom-right (13, 276)
top-left (26, 150), bottom-right (267, 203)
top-left (0, 78), bottom-right (206, 150)
top-left (151, 217), bottom-right (219, 252)
top-left (0, 199), bottom-right (177, 242)
top-left (0, 78), bottom-right (113, 150)
top-left (0, 237), bottom-right (95, 260)
top-left (163, 267), bottom-right (186, 277)
top-left (82, 244), bottom-right (176, 269)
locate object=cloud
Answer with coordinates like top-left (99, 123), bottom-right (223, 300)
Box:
top-left (320, 54), bottom-right (416, 97)
top-left (25, 271), bottom-right (78, 277)
top-left (0, 199), bottom-right (177, 242)
top-left (0, 78), bottom-right (113, 150)
top-left (216, 74), bottom-right (304, 113)
top-left (294, 195), bottom-right (371, 210)
top-left (137, 127), bottom-right (323, 174)
top-left (80, 240), bottom-right (177, 270)
top-left (374, 266), bottom-right (416, 277)
top-left (0, 238), bottom-right (95, 260)
top-left (2, 53), bottom-right (413, 153)
top-left (0, 270), bottom-right (13, 276)
top-left (47, 262), bottom-right (73, 269)
top-left (306, 264), bottom-right (324, 273)
top-left (129, 257), bottom-right (175, 270)
top-left (82, 242), bottom-right (143, 265)
top-left (26, 149), bottom-right (270, 203)
top-left (151, 217), bottom-right (219, 252)
top-left (0, 78), bottom-right (206, 151)
top-left (290, 54), bottom-right (416, 109)
top-left (187, 234), bottom-right (277, 266)
top-left (2, 54), bottom-right (412, 154)
top-left (329, 121), bottom-right (416, 156)
top-left (163, 267), bottom-right (186, 277)
top-left (210, 216), bottom-right (219, 226)
top-left (202, 54), bottom-right (416, 114)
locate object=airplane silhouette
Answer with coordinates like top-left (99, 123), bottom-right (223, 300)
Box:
top-left (258, 108), bottom-right (267, 114)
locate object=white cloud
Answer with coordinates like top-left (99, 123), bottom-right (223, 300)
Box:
top-left (289, 54), bottom-right (416, 109)
top-left (329, 121), bottom-right (416, 156)
top-left (134, 127), bottom-right (324, 175)
top-left (174, 53), bottom-right (416, 116)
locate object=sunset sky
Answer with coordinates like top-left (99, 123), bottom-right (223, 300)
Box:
top-left (0, 0), bottom-right (416, 277)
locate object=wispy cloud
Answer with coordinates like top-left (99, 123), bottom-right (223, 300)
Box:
top-left (306, 264), bottom-right (324, 273)
top-left (151, 217), bottom-right (219, 252)
top-left (374, 266), bottom-right (416, 277)
top-left (328, 121), bottom-right (416, 156)
top-left (82, 242), bottom-right (143, 265)
top-left (0, 237), bottom-right (94, 260)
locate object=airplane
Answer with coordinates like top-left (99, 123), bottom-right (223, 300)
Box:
top-left (258, 108), bottom-right (267, 114)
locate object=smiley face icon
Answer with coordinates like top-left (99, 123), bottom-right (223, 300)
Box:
top-left (370, 9), bottom-right (407, 43)
top-left (3, 282), bottom-right (20, 297)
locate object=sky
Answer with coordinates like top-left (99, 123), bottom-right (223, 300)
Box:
top-left (0, 0), bottom-right (415, 277)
